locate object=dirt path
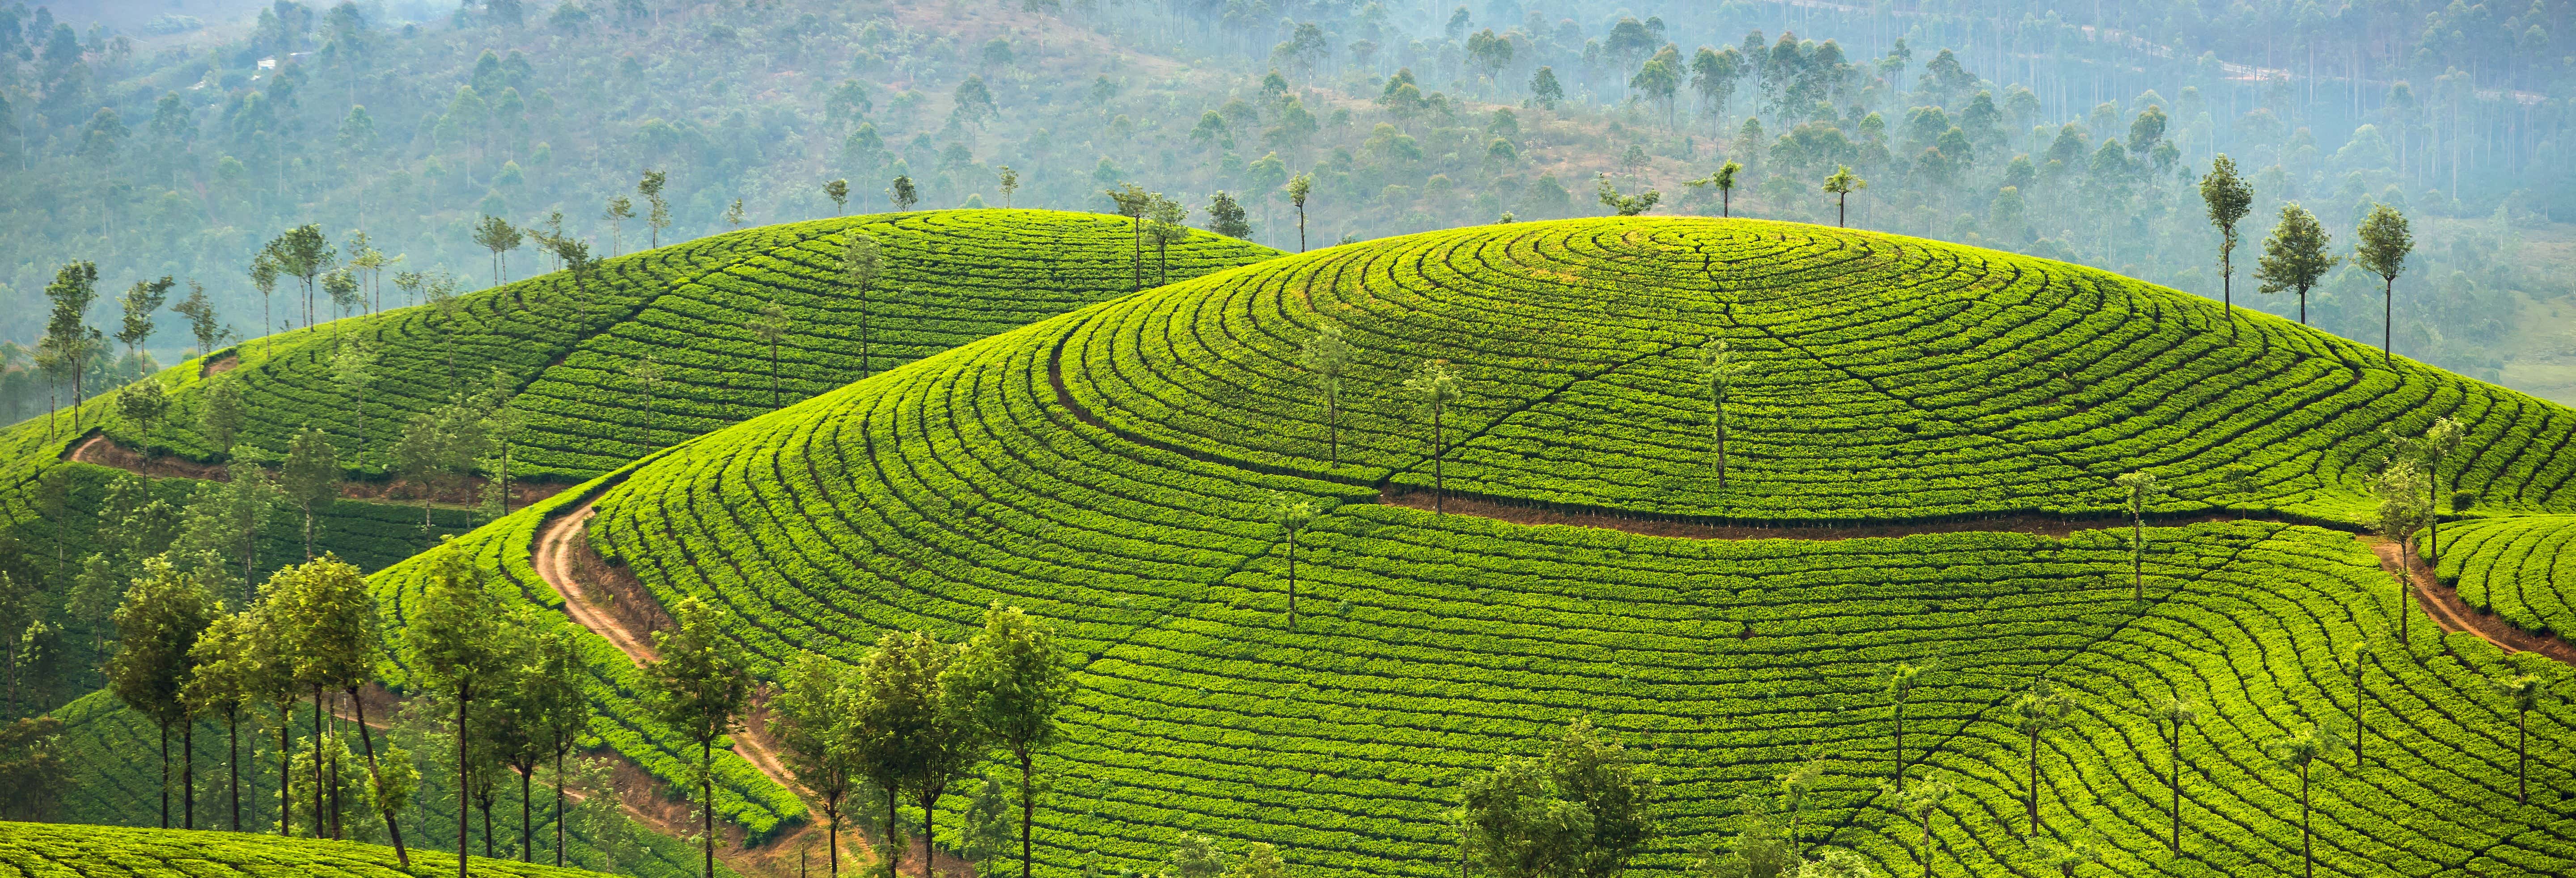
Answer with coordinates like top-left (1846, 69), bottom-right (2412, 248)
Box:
top-left (2362, 536), bottom-right (2576, 663)
top-left (534, 500), bottom-right (892, 877)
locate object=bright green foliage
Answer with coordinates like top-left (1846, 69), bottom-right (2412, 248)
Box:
top-left (2426, 515), bottom-right (2576, 637)
top-left (416, 218), bottom-right (2576, 878)
top-left (0, 820), bottom-right (619, 876)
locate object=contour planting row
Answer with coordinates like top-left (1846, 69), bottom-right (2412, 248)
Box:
top-left (90, 209), bottom-right (1279, 482)
top-left (0, 821), bottom-right (618, 878)
top-left (578, 301), bottom-right (2575, 878)
top-left (2427, 514), bottom-right (2576, 638)
top-left (1058, 219), bottom-right (2576, 527)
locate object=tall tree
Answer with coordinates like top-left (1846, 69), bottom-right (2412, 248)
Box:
top-left (1206, 191), bottom-right (1251, 239)
top-left (116, 378), bottom-right (171, 449)
top-left (746, 303), bottom-right (793, 409)
top-left (1148, 195), bottom-right (1191, 284)
top-left (644, 596), bottom-right (754, 878)
top-left (946, 603), bottom-right (1073, 878)
top-left (400, 548), bottom-right (504, 878)
top-left (334, 342), bottom-right (377, 459)
top-left (41, 261), bottom-right (100, 422)
top-left (639, 170), bottom-right (671, 249)
top-left (842, 231), bottom-right (884, 380)
top-left (2198, 155), bottom-right (2254, 342)
top-left (1821, 166), bottom-right (1866, 227)
top-left (858, 629), bottom-right (977, 878)
top-left (2372, 460), bottom-right (2431, 642)
top-left (1300, 323), bottom-right (1351, 465)
top-left (889, 175), bottom-right (919, 211)
top-left (1106, 184), bottom-right (1153, 291)
top-left (1882, 661), bottom-right (1927, 790)
top-left (172, 282), bottom-right (231, 357)
top-left (770, 652), bottom-right (862, 878)
top-left (997, 167), bottom-right (1018, 208)
top-left (2254, 203), bottom-right (2339, 325)
top-left (183, 608), bottom-right (256, 832)
top-left (2354, 203), bottom-right (2414, 364)
top-left (2264, 723), bottom-right (2346, 878)
top-left (824, 178), bottom-right (850, 215)
top-left (117, 275), bottom-right (176, 359)
top-left (1696, 340), bottom-right (1753, 488)
top-left (1889, 778), bottom-right (1953, 878)
top-left (201, 377), bottom-right (247, 454)
top-left (2417, 418), bottom-right (2467, 564)
top-left (1686, 160), bottom-right (1743, 217)
top-left (2009, 680), bottom-right (2075, 836)
top-left (524, 625), bottom-right (590, 868)
top-left (2114, 472), bottom-right (2165, 601)
top-left (1270, 495), bottom-right (1320, 625)
top-left (2342, 646), bottom-right (2370, 769)
top-left (470, 215), bottom-right (522, 287)
top-left (1405, 360), bottom-right (1464, 512)
top-left (281, 427), bottom-right (340, 561)
top-left (602, 196), bottom-right (636, 257)
top-left (1553, 719), bottom-right (1655, 878)
top-left (272, 556), bottom-right (407, 863)
top-left (267, 225), bottom-right (335, 333)
top-left (248, 252), bottom-right (282, 343)
top-left (2148, 696), bottom-right (2198, 852)
top-left (1286, 173), bottom-right (1313, 253)
top-left (624, 358), bottom-right (665, 451)
top-left (2492, 674), bottom-right (2544, 804)
top-left (106, 557), bottom-right (215, 830)
top-left (1458, 719), bottom-right (1654, 878)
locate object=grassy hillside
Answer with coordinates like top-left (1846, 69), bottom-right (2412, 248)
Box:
top-left (43, 690), bottom-right (714, 878)
top-left (0, 819), bottom-right (618, 877)
top-left (478, 217), bottom-right (2576, 878)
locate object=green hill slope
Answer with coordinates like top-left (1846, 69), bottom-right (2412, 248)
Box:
top-left (425, 217), bottom-right (2576, 878)
top-left (0, 820), bottom-right (618, 877)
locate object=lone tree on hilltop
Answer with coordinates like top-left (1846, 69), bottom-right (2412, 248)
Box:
top-left (2355, 203), bottom-right (2414, 365)
top-left (1287, 173), bottom-right (1314, 252)
top-left (998, 166), bottom-right (1019, 207)
top-left (2114, 472), bottom-right (2165, 601)
top-left (948, 603), bottom-right (1073, 878)
top-left (2492, 673), bottom-right (2545, 803)
top-left (2148, 695), bottom-right (2198, 852)
top-left (1271, 494), bottom-right (1320, 624)
top-left (603, 197), bottom-right (635, 257)
top-left (1822, 165), bottom-right (1866, 227)
top-left (1881, 661), bottom-right (1928, 790)
top-left (771, 652), bottom-right (861, 878)
top-left (1696, 340), bottom-right (1753, 489)
top-left (402, 548), bottom-right (504, 878)
top-left (1595, 173), bottom-right (1660, 216)
top-left (1888, 777), bottom-right (1953, 878)
top-left (1404, 359), bottom-right (1465, 513)
top-left (843, 231), bottom-right (884, 379)
top-left (2010, 679), bottom-right (2075, 836)
top-left (645, 596), bottom-right (754, 878)
top-left (1148, 195), bottom-right (1191, 285)
top-left (1301, 323), bottom-right (1352, 465)
top-left (2255, 203), bottom-right (2339, 325)
top-left (1686, 160), bottom-right (1743, 217)
top-left (748, 303), bottom-right (792, 408)
top-left (2199, 155), bottom-right (2254, 342)
top-left (889, 175), bottom-right (919, 211)
top-left (824, 178), bottom-right (850, 215)
top-left (1207, 191), bottom-right (1251, 239)
top-left (2264, 722), bottom-right (2346, 878)
top-left (470, 215), bottom-right (522, 287)
top-left (1106, 184), bottom-right (1154, 291)
top-left (640, 170), bottom-right (672, 249)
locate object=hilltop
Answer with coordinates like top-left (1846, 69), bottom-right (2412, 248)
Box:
top-left (384, 217), bottom-right (2576, 878)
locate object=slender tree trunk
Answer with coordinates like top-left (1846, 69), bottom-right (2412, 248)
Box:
top-left (2026, 728), bottom-right (2040, 835)
top-left (2518, 710), bottom-right (2529, 803)
top-left (1716, 398), bottom-right (1729, 488)
top-left (919, 787), bottom-right (942, 878)
top-left (1287, 532), bottom-right (1299, 625)
top-left (2167, 726), bottom-right (2182, 852)
top-left (828, 795), bottom-right (842, 878)
top-left (313, 685), bottom-right (326, 839)
top-left (349, 689), bottom-right (410, 866)
top-left (458, 688), bottom-right (472, 878)
top-left (1297, 207), bottom-right (1306, 252)
top-left (886, 788), bottom-right (899, 876)
top-left (1018, 750), bottom-right (1034, 878)
top-left (2299, 287), bottom-right (2308, 324)
top-left (522, 768), bottom-right (534, 862)
top-left (1892, 702), bottom-right (1904, 790)
top-left (280, 699), bottom-right (294, 837)
top-left (2133, 515), bottom-right (2145, 600)
top-left (2223, 257), bottom-right (2235, 342)
top-left (556, 748), bottom-right (567, 868)
top-left (1916, 815), bottom-right (1932, 878)
top-left (185, 721), bottom-right (196, 829)
top-left (703, 740), bottom-right (716, 878)
top-left (159, 721), bottom-right (170, 829)
top-left (229, 711), bottom-right (241, 832)
top-left (2299, 764), bottom-right (2313, 878)
top-left (1432, 405), bottom-right (1445, 513)
top-left (2383, 276), bottom-right (2394, 364)
top-left (1722, 189), bottom-right (1731, 218)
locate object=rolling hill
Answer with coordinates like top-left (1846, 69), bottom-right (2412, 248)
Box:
top-left (385, 217), bottom-right (2576, 878)
top-left (0, 820), bottom-right (620, 877)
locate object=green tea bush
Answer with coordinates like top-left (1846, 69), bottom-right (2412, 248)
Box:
top-left (0, 819), bottom-right (618, 876)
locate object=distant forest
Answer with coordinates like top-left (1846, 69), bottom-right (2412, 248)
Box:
top-left (1, 0), bottom-right (2570, 411)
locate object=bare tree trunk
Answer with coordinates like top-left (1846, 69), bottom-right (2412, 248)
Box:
top-left (349, 688), bottom-right (410, 866)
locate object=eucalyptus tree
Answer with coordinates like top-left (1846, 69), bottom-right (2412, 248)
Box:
top-left (269, 224), bottom-right (335, 331)
top-left (116, 378), bottom-right (170, 448)
top-left (526, 625), bottom-right (591, 868)
top-left (470, 215), bottom-right (522, 287)
top-left (332, 342), bottom-right (377, 458)
top-left (2355, 203), bottom-right (2414, 363)
top-left (172, 281), bottom-right (231, 357)
top-left (118, 275), bottom-right (174, 359)
top-left (1821, 166), bottom-right (1866, 227)
top-left (824, 178), bottom-right (850, 215)
top-left (2342, 646), bottom-right (2371, 768)
top-left (2010, 680), bottom-right (2075, 835)
top-left (889, 175), bottom-right (919, 211)
top-left (248, 251), bottom-right (282, 346)
top-left (1106, 184), bottom-right (1154, 290)
top-left (858, 629), bottom-right (978, 878)
top-left (997, 166), bottom-right (1018, 207)
top-left (2255, 203), bottom-right (2339, 325)
top-left (1271, 494), bottom-right (1320, 624)
top-left (1697, 340), bottom-right (1753, 488)
top-left (273, 556), bottom-right (408, 864)
top-left (1146, 195), bottom-right (1191, 285)
top-left (1887, 777), bottom-right (1953, 878)
top-left (947, 603), bottom-right (1074, 878)
top-left (2198, 155), bottom-right (2254, 341)
top-left (183, 608), bottom-right (256, 831)
top-left (1286, 173), bottom-right (1313, 252)
top-left (1594, 174), bottom-right (1660, 216)
top-left (1778, 757), bottom-right (1821, 858)
top-left (639, 170), bottom-right (671, 248)
top-left (281, 427), bottom-right (340, 561)
top-left (2372, 461), bottom-right (2432, 641)
top-left (771, 651), bottom-right (862, 878)
top-left (2492, 674), bottom-right (2546, 803)
top-left (1403, 359), bottom-right (1464, 512)
top-left (2265, 723), bottom-right (2346, 878)
top-left (106, 557), bottom-right (215, 830)
top-left (401, 549), bottom-right (506, 878)
top-left (1686, 160), bottom-right (1743, 217)
top-left (624, 357), bottom-right (665, 450)
top-left (2416, 417), bottom-right (2466, 563)
top-left (1881, 661), bottom-right (1928, 789)
top-left (2148, 695), bottom-right (2198, 852)
top-left (1300, 323), bottom-right (1352, 464)
top-left (2114, 472), bottom-right (2165, 601)
top-left (201, 377), bottom-right (246, 454)
top-left (602, 196), bottom-right (635, 257)
top-left (645, 596), bottom-right (754, 878)
top-left (843, 231), bottom-right (884, 379)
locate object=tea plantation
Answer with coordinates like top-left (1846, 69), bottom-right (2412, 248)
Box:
top-left (0, 820), bottom-right (619, 877)
top-left (434, 218), bottom-right (2574, 878)
top-left (2428, 515), bottom-right (2576, 638)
